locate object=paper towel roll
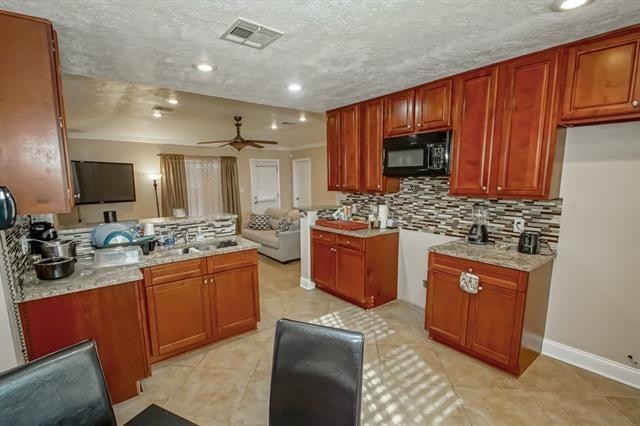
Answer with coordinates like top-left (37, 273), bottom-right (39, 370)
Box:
top-left (378, 205), bottom-right (389, 229)
top-left (143, 223), bottom-right (155, 236)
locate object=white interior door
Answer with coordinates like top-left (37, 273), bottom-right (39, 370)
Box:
top-left (250, 159), bottom-right (281, 213)
top-left (292, 158), bottom-right (312, 208)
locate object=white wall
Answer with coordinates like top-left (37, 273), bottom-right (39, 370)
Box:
top-left (397, 230), bottom-right (457, 306)
top-left (544, 122), bottom-right (640, 369)
top-left (0, 273), bottom-right (21, 371)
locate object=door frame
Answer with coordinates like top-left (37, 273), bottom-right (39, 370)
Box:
top-left (292, 157), bottom-right (312, 208)
top-left (249, 158), bottom-right (281, 213)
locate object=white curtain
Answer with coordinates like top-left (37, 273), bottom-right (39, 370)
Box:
top-left (184, 156), bottom-right (223, 217)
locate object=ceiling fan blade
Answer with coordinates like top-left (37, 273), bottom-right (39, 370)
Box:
top-left (197, 140), bottom-right (232, 145)
top-left (246, 142), bottom-right (265, 149)
top-left (245, 140), bottom-right (278, 145)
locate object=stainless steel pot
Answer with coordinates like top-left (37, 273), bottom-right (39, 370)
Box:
top-left (34, 257), bottom-right (75, 280)
top-left (40, 240), bottom-right (77, 260)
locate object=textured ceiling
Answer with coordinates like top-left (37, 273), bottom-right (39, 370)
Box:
top-left (62, 75), bottom-right (325, 148)
top-left (2, 0), bottom-right (640, 112)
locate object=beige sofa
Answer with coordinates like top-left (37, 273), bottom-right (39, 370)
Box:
top-left (242, 208), bottom-right (301, 263)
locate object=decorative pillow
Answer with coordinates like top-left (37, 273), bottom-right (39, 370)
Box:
top-left (269, 218), bottom-right (280, 230)
top-left (248, 213), bottom-right (271, 230)
top-left (275, 218), bottom-right (292, 236)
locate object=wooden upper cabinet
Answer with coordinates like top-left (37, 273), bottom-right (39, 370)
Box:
top-left (326, 110), bottom-right (341, 190)
top-left (493, 50), bottom-right (562, 199)
top-left (449, 67), bottom-right (499, 196)
top-left (360, 98), bottom-right (400, 193)
top-left (414, 80), bottom-right (453, 131)
top-left (384, 89), bottom-right (415, 137)
top-left (339, 105), bottom-right (360, 191)
top-left (561, 30), bottom-right (640, 123)
top-left (0, 11), bottom-right (74, 214)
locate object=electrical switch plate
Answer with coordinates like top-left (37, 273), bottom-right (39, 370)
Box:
top-left (513, 217), bottom-right (525, 233)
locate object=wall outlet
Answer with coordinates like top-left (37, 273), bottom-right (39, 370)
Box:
top-left (513, 217), bottom-right (525, 233)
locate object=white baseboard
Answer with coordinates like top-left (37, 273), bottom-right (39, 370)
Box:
top-left (542, 338), bottom-right (640, 389)
top-left (299, 277), bottom-right (316, 290)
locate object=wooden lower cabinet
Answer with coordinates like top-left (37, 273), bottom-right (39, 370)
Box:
top-left (143, 249), bottom-right (260, 363)
top-left (19, 281), bottom-right (148, 403)
top-left (211, 265), bottom-right (259, 339)
top-left (425, 252), bottom-right (553, 375)
top-left (311, 229), bottom-right (398, 308)
top-left (146, 276), bottom-right (211, 357)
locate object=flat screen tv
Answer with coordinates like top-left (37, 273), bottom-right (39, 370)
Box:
top-left (71, 161), bottom-right (136, 204)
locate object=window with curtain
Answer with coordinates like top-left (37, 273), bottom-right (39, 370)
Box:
top-left (184, 156), bottom-right (223, 217)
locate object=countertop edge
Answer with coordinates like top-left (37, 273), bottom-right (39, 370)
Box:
top-left (310, 224), bottom-right (399, 238)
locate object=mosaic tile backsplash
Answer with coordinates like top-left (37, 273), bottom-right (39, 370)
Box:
top-left (342, 177), bottom-right (563, 246)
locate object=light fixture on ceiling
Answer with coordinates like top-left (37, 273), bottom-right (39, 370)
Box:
top-left (271, 123), bottom-right (278, 130)
top-left (152, 111), bottom-right (162, 118)
top-left (299, 114), bottom-right (307, 122)
top-left (193, 63), bottom-right (214, 72)
top-left (288, 83), bottom-right (301, 92)
top-left (550, 0), bottom-right (592, 11)
top-left (167, 97), bottom-right (178, 105)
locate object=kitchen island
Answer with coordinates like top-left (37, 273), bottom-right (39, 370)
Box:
top-left (18, 236), bottom-right (261, 403)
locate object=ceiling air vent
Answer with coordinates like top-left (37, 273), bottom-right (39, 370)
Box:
top-left (221, 18), bottom-right (283, 50)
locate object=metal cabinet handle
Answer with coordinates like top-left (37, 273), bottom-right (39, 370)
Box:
top-left (204, 278), bottom-right (208, 284)
top-left (330, 247), bottom-right (337, 252)
top-left (416, 123), bottom-right (422, 127)
top-left (346, 240), bottom-right (351, 244)
top-left (497, 186), bottom-right (503, 191)
top-left (481, 186), bottom-right (487, 191)
top-left (632, 99), bottom-right (640, 108)
top-left (406, 125), bottom-right (411, 128)
top-left (478, 286), bottom-right (484, 291)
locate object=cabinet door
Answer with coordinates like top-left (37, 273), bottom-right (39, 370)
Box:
top-left (414, 80), bottom-right (452, 131)
top-left (339, 105), bottom-right (360, 191)
top-left (0, 12), bottom-right (73, 214)
top-left (562, 31), bottom-right (640, 122)
top-left (425, 271), bottom-right (469, 347)
top-left (361, 98), bottom-right (399, 193)
top-left (326, 110), bottom-right (341, 191)
top-left (336, 247), bottom-right (365, 303)
top-left (212, 266), bottom-right (258, 338)
top-left (146, 277), bottom-right (211, 356)
top-left (312, 239), bottom-right (336, 289)
top-left (449, 67), bottom-right (498, 197)
top-left (466, 283), bottom-right (523, 368)
top-left (384, 89), bottom-right (415, 137)
top-left (493, 50), bottom-right (561, 198)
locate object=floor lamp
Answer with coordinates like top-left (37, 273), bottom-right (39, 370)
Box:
top-left (147, 173), bottom-right (162, 217)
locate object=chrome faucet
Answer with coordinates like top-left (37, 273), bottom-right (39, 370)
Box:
top-left (178, 230), bottom-right (192, 244)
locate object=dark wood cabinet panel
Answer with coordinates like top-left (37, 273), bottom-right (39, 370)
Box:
top-left (426, 253), bottom-right (552, 376)
top-left (449, 67), bottom-right (499, 196)
top-left (19, 282), bottom-right (148, 403)
top-left (425, 270), bottom-right (469, 347)
top-left (360, 98), bottom-right (400, 193)
top-left (326, 110), bottom-right (341, 190)
top-left (384, 89), bottom-right (415, 137)
top-left (561, 31), bottom-right (640, 123)
top-left (0, 11), bottom-right (73, 214)
top-left (336, 247), bottom-right (365, 303)
top-left (146, 277), bottom-right (211, 357)
top-left (493, 50), bottom-right (562, 198)
top-left (311, 238), bottom-right (336, 289)
top-left (212, 265), bottom-right (258, 338)
top-left (339, 105), bottom-right (360, 191)
top-left (414, 80), bottom-right (453, 131)
top-left (466, 283), bottom-right (522, 368)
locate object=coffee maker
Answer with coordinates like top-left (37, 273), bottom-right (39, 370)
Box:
top-left (467, 204), bottom-right (489, 245)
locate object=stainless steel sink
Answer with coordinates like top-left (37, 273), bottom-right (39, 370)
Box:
top-left (164, 246), bottom-right (198, 256)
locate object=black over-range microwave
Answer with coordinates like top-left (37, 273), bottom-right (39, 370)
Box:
top-left (382, 131), bottom-right (451, 177)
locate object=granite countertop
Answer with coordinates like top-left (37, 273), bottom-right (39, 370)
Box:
top-left (19, 236), bottom-right (260, 302)
top-left (429, 239), bottom-right (556, 272)
top-left (311, 224), bottom-right (399, 239)
top-left (56, 213), bottom-right (238, 232)
top-left (296, 205), bottom-right (340, 212)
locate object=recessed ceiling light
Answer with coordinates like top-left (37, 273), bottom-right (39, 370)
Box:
top-left (193, 63), bottom-right (214, 72)
top-left (299, 114), bottom-right (307, 122)
top-left (550, 0), bottom-right (592, 11)
top-left (167, 97), bottom-right (178, 105)
top-left (152, 111), bottom-right (162, 118)
top-left (271, 123), bottom-right (278, 130)
top-left (288, 83), bottom-right (301, 92)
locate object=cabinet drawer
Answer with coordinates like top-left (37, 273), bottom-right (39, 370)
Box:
top-left (145, 258), bottom-right (207, 287)
top-left (429, 253), bottom-right (522, 291)
top-left (312, 229), bottom-right (336, 244)
top-left (337, 234), bottom-right (364, 251)
top-left (207, 249), bottom-right (257, 273)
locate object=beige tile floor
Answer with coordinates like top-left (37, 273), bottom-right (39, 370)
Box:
top-left (115, 256), bottom-right (640, 425)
